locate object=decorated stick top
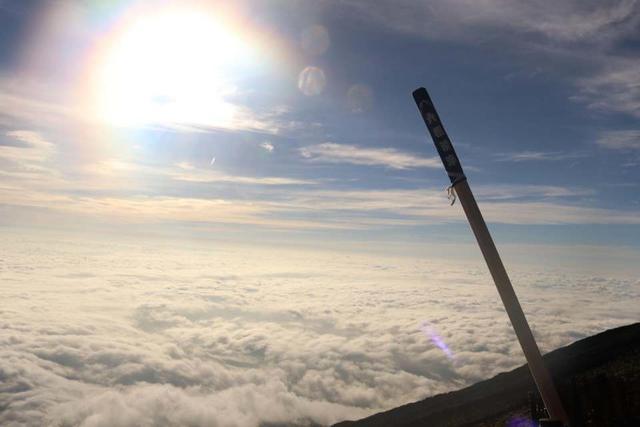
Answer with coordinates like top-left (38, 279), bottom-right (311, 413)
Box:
top-left (412, 87), bottom-right (466, 185)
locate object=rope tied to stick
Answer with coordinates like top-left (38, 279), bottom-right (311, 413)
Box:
top-left (446, 185), bottom-right (457, 205)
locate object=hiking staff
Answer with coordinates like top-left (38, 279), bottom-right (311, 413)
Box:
top-left (412, 87), bottom-right (570, 426)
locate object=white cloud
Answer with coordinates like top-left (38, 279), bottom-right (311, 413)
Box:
top-left (0, 130), bottom-right (62, 185)
top-left (476, 200), bottom-right (640, 225)
top-left (473, 184), bottom-right (594, 200)
top-left (175, 161), bottom-right (195, 170)
top-left (81, 160), bottom-right (314, 187)
top-left (300, 143), bottom-right (440, 169)
top-left (260, 141), bottom-right (275, 152)
top-left (596, 129), bottom-right (640, 150)
top-left (495, 151), bottom-right (586, 162)
top-left (577, 58), bottom-right (640, 118)
top-left (0, 77), bottom-right (75, 128)
top-left (1, 130), bottom-right (55, 163)
top-left (0, 233), bottom-right (637, 426)
top-left (168, 169), bottom-right (313, 186)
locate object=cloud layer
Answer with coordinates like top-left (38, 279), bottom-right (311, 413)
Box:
top-left (1, 232), bottom-right (637, 426)
top-left (2, 129), bottom-right (639, 232)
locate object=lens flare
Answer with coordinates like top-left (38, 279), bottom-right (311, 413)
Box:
top-left (420, 321), bottom-right (455, 360)
top-left (298, 66), bottom-right (326, 96)
top-left (506, 417), bottom-right (537, 427)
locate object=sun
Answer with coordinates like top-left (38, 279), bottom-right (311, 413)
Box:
top-left (93, 5), bottom-right (250, 128)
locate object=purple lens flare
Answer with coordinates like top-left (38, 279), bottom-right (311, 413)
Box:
top-left (506, 417), bottom-right (537, 427)
top-left (420, 321), bottom-right (455, 360)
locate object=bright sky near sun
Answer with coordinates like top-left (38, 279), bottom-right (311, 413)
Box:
top-left (0, 0), bottom-right (639, 268)
top-left (92, 6), bottom-right (246, 127)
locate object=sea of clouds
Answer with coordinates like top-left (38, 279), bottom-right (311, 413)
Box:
top-left (1, 231), bottom-right (638, 426)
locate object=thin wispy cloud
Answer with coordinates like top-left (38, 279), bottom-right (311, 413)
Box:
top-left (474, 184), bottom-right (594, 200)
top-left (495, 151), bottom-right (586, 162)
top-left (2, 130), bottom-right (54, 163)
top-left (597, 130), bottom-right (640, 150)
top-left (170, 161), bottom-right (313, 185)
top-left (300, 143), bottom-right (440, 169)
top-left (577, 59), bottom-right (640, 118)
top-left (0, 77), bottom-right (77, 128)
top-left (0, 130), bottom-right (61, 183)
top-left (76, 159), bottom-right (315, 188)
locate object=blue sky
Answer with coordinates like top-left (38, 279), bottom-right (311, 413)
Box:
top-left (1, 0), bottom-right (639, 258)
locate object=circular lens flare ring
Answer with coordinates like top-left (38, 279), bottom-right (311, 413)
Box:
top-left (298, 66), bottom-right (326, 96)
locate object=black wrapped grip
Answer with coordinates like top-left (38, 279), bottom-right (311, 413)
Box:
top-left (412, 87), bottom-right (466, 185)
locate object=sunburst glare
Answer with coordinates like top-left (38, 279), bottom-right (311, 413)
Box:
top-left (92, 4), bottom-right (251, 128)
